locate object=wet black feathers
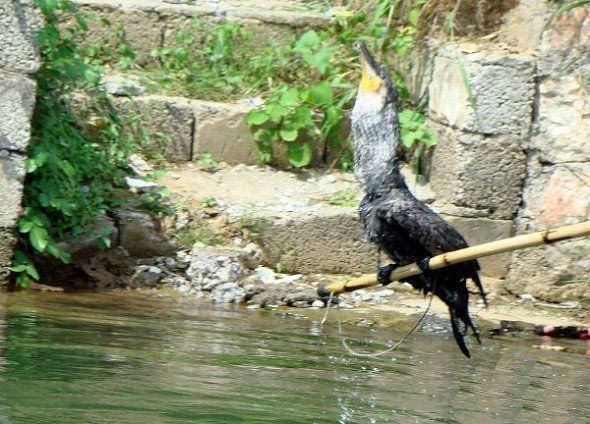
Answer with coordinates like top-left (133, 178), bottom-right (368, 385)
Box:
top-left (360, 180), bottom-right (485, 357)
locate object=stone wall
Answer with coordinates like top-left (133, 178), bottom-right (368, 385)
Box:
top-left (406, 1), bottom-right (590, 301)
top-left (0, 1), bottom-right (43, 281)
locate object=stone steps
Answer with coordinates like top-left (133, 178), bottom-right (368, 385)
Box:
top-left (68, 0), bottom-right (332, 65)
top-left (161, 164), bottom-right (512, 277)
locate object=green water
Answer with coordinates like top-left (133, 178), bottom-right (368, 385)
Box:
top-left (0, 291), bottom-right (588, 423)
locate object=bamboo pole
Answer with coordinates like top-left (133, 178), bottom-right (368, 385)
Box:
top-left (319, 220), bottom-right (590, 296)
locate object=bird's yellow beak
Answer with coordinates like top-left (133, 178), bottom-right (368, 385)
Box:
top-left (360, 68), bottom-right (382, 93)
top-left (356, 41), bottom-right (383, 93)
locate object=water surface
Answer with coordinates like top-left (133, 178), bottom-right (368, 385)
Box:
top-left (0, 291), bottom-right (587, 423)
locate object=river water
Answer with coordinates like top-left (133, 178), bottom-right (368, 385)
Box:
top-left (0, 291), bottom-right (587, 423)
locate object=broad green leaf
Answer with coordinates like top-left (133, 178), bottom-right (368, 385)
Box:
top-left (303, 46), bottom-right (332, 74)
top-left (280, 128), bottom-right (298, 142)
top-left (25, 264), bottom-right (40, 280)
top-left (288, 142), bottom-right (313, 168)
top-left (294, 30), bottom-right (321, 52)
top-left (247, 109), bottom-right (269, 126)
top-left (19, 219), bottom-right (34, 233)
top-left (25, 159), bottom-right (38, 173)
top-left (291, 106), bottom-right (313, 129)
top-left (268, 104), bottom-right (288, 123)
top-left (10, 265), bottom-right (28, 273)
top-left (30, 226), bottom-right (49, 252)
top-left (280, 88), bottom-right (299, 107)
top-left (309, 82), bottom-right (333, 106)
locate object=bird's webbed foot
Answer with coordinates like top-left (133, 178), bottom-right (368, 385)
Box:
top-left (417, 257), bottom-right (432, 274)
top-left (377, 263), bottom-right (398, 286)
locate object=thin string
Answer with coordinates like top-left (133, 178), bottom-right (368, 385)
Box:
top-left (320, 275), bottom-right (439, 358)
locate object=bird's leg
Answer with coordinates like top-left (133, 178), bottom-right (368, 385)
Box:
top-left (377, 263), bottom-right (398, 286)
top-left (417, 257), bottom-right (432, 274)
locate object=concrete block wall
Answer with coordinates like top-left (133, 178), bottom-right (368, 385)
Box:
top-left (0, 1), bottom-right (43, 281)
top-left (412, 2), bottom-right (590, 300)
top-left (505, 6), bottom-right (590, 302)
top-left (420, 41), bottom-right (534, 279)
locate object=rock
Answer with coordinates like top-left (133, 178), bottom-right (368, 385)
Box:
top-left (519, 294), bottom-right (536, 303)
top-left (0, 229), bottom-right (16, 281)
top-left (211, 282), bottom-right (246, 303)
top-left (249, 286), bottom-right (289, 307)
top-left (112, 95), bottom-right (194, 163)
top-left (0, 151), bottom-right (26, 228)
top-left (254, 266), bottom-right (276, 284)
top-left (125, 177), bottom-right (159, 192)
top-left (241, 242), bottom-right (263, 269)
top-left (497, 0), bottom-right (548, 51)
top-left (134, 265), bottom-right (163, 288)
top-left (128, 153), bottom-right (153, 177)
top-left (0, 73), bottom-right (37, 152)
top-left (531, 74), bottom-right (590, 164)
top-left (161, 274), bottom-right (190, 290)
top-left (275, 274), bottom-right (303, 285)
top-left (118, 209), bottom-right (176, 258)
top-left (284, 288), bottom-right (317, 305)
top-left (164, 257), bottom-right (177, 268)
top-left (428, 42), bottom-right (535, 135)
top-left (311, 299), bottom-right (325, 308)
top-left (292, 301), bottom-right (310, 308)
top-left (185, 243), bottom-right (247, 291)
top-left (429, 121), bottom-right (526, 220)
top-left (538, 5), bottom-right (590, 75)
top-left (102, 73), bottom-right (146, 96)
top-left (58, 214), bottom-right (118, 260)
top-left (78, 247), bottom-right (135, 289)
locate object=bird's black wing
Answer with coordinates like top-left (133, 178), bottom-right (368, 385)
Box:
top-left (375, 195), bottom-right (485, 301)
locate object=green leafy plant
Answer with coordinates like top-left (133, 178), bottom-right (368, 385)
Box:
top-left (201, 196), bottom-right (218, 208)
top-left (11, 0), bottom-right (137, 287)
top-left (326, 187), bottom-right (358, 207)
top-left (247, 30), bottom-right (352, 168)
top-left (195, 152), bottom-right (219, 173)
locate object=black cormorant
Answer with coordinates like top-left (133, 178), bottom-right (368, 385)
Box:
top-left (351, 42), bottom-right (486, 357)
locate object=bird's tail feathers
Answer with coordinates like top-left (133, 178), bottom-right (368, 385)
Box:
top-left (471, 272), bottom-right (488, 307)
top-left (449, 307), bottom-right (471, 358)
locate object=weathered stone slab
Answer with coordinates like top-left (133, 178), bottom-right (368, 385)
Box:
top-left (505, 159), bottom-right (590, 302)
top-left (113, 95), bottom-right (194, 162)
top-left (244, 206), bottom-right (377, 275)
top-left (428, 42), bottom-right (535, 135)
top-left (497, 0), bottom-right (548, 52)
top-left (70, 0), bottom-right (330, 65)
top-left (118, 209), bottom-right (176, 258)
top-left (70, 3), bottom-right (166, 65)
top-left (192, 101), bottom-right (258, 165)
top-left (0, 228), bottom-right (16, 281)
top-left (0, 0), bottom-right (44, 74)
top-left (442, 215), bottom-right (514, 279)
top-left (531, 75), bottom-right (590, 163)
top-left (0, 73), bottom-right (37, 152)
top-left (0, 151), bottom-right (26, 228)
top-left (429, 121), bottom-right (526, 220)
top-left (538, 5), bottom-right (590, 75)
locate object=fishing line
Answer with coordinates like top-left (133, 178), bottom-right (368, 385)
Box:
top-left (320, 273), bottom-right (439, 358)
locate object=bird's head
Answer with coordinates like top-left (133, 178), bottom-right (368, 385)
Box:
top-left (354, 41), bottom-right (398, 108)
